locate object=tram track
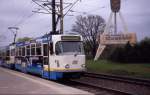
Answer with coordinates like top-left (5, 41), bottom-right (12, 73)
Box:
top-left (68, 72), bottom-right (150, 95)
top-left (69, 79), bottom-right (132, 95)
top-left (84, 72), bottom-right (150, 87)
top-left (56, 72), bottom-right (150, 95)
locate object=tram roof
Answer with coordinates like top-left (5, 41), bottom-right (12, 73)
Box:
top-left (15, 34), bottom-right (82, 47)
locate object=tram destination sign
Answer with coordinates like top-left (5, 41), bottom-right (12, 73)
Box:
top-left (100, 32), bottom-right (136, 45)
top-left (61, 36), bottom-right (81, 41)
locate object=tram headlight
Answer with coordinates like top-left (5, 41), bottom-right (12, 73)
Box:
top-left (65, 64), bottom-right (70, 69)
top-left (81, 64), bottom-right (85, 68)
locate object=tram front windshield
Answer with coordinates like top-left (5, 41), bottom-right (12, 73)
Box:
top-left (55, 41), bottom-right (84, 55)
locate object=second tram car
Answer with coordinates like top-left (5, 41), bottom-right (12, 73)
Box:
top-left (0, 44), bottom-right (15, 69)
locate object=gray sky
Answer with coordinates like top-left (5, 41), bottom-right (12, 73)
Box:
top-left (0, 0), bottom-right (150, 46)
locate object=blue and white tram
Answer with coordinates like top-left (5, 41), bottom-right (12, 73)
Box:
top-left (9, 34), bottom-right (85, 80)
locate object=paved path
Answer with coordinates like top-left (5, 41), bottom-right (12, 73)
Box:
top-left (0, 67), bottom-right (93, 95)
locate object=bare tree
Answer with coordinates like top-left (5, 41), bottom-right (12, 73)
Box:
top-left (72, 15), bottom-right (105, 58)
top-left (17, 37), bottom-right (32, 42)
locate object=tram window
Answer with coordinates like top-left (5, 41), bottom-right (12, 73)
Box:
top-left (6, 56), bottom-right (10, 60)
top-left (11, 49), bottom-right (15, 56)
top-left (55, 41), bottom-right (84, 55)
top-left (26, 45), bottom-right (30, 56)
top-left (50, 42), bottom-right (53, 55)
top-left (27, 46), bottom-right (30, 48)
top-left (36, 43), bottom-right (41, 55)
top-left (6, 50), bottom-right (10, 56)
top-left (55, 43), bottom-right (61, 55)
top-left (31, 44), bottom-right (36, 56)
top-left (22, 47), bottom-right (25, 56)
top-left (43, 57), bottom-right (48, 65)
top-left (31, 44), bottom-right (35, 47)
top-left (31, 48), bottom-right (35, 55)
top-left (19, 47), bottom-right (22, 56)
top-left (15, 48), bottom-right (18, 56)
top-left (2, 52), bottom-right (4, 57)
top-left (17, 48), bottom-right (19, 56)
top-left (43, 44), bottom-right (48, 56)
top-left (36, 47), bottom-right (41, 55)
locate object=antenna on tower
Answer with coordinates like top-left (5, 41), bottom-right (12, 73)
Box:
top-left (107, 0), bottom-right (126, 34)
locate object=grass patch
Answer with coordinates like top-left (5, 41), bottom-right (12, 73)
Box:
top-left (86, 60), bottom-right (150, 79)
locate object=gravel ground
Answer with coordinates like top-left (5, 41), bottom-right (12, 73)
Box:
top-left (58, 80), bottom-right (128, 95)
top-left (77, 77), bottom-right (150, 95)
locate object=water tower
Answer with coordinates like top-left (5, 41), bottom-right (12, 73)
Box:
top-left (104, 0), bottom-right (128, 34)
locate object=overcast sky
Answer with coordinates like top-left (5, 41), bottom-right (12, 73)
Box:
top-left (0, 0), bottom-right (150, 46)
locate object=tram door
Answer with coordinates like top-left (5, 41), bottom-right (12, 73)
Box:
top-left (42, 44), bottom-right (49, 78)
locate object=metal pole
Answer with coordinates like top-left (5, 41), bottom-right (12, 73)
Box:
top-left (8, 27), bottom-right (19, 44)
top-left (114, 12), bottom-right (117, 34)
top-left (47, 34), bottom-right (50, 79)
top-left (52, 0), bottom-right (56, 34)
top-left (14, 31), bottom-right (17, 43)
top-left (60, 0), bottom-right (64, 34)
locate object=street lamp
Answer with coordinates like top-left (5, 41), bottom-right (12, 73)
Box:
top-left (8, 27), bottom-right (19, 44)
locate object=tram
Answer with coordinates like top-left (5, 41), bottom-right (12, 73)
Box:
top-left (0, 34), bottom-right (85, 80)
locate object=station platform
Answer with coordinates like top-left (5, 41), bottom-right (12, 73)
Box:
top-left (0, 67), bottom-right (92, 95)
